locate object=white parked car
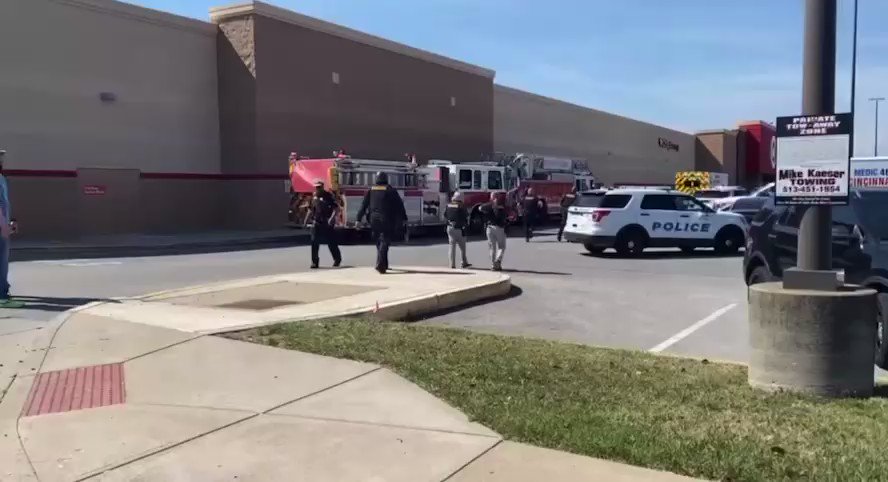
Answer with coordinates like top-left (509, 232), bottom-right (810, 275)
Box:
top-left (563, 189), bottom-right (748, 256)
top-left (709, 182), bottom-right (775, 211)
top-left (695, 186), bottom-right (749, 207)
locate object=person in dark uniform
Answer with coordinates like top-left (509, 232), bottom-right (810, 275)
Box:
top-left (557, 186), bottom-right (578, 242)
top-left (309, 180), bottom-right (342, 269)
top-left (479, 192), bottom-right (508, 271)
top-left (358, 172), bottom-right (407, 274)
top-left (443, 192), bottom-right (471, 269)
top-left (522, 188), bottom-right (544, 242)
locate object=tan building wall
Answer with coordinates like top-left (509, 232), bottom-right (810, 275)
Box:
top-left (695, 130), bottom-right (740, 184)
top-left (0, 0), bottom-right (232, 238)
top-left (0, 0), bottom-right (221, 173)
top-left (213, 1), bottom-right (495, 173)
top-left (494, 85), bottom-right (695, 185)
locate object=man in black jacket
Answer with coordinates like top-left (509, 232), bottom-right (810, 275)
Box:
top-left (309, 180), bottom-right (342, 269)
top-left (557, 186), bottom-right (578, 242)
top-left (358, 172), bottom-right (407, 274)
top-left (444, 192), bottom-right (471, 269)
top-left (522, 188), bottom-right (544, 242)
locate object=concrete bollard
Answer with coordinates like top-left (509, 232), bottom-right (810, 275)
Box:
top-left (748, 282), bottom-right (877, 398)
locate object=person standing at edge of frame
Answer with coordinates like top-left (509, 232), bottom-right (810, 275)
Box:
top-left (444, 192), bottom-right (471, 269)
top-left (308, 179), bottom-right (342, 269)
top-left (357, 172), bottom-right (407, 274)
top-left (0, 150), bottom-right (21, 308)
top-left (557, 186), bottom-right (578, 242)
top-left (480, 192), bottom-right (507, 271)
top-left (522, 187), bottom-right (544, 242)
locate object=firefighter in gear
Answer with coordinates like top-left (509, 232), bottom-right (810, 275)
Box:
top-left (444, 192), bottom-right (471, 269)
top-left (358, 172), bottom-right (407, 274)
top-left (557, 186), bottom-right (578, 242)
top-left (309, 180), bottom-right (342, 269)
top-left (522, 188), bottom-right (544, 242)
top-left (480, 192), bottom-right (508, 271)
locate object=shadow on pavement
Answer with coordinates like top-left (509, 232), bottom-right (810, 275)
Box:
top-left (584, 250), bottom-right (744, 261)
top-left (2, 295), bottom-right (117, 313)
top-left (405, 284), bottom-right (524, 322)
top-left (11, 237), bottom-right (311, 262)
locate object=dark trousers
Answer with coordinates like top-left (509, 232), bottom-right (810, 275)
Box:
top-left (311, 223), bottom-right (341, 266)
top-left (524, 214), bottom-right (536, 241)
top-left (557, 210), bottom-right (568, 240)
top-left (371, 217), bottom-right (392, 273)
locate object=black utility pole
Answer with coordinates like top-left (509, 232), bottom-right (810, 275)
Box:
top-left (849, 0), bottom-right (858, 157)
top-left (871, 97), bottom-right (885, 156)
top-left (797, 0), bottom-right (837, 275)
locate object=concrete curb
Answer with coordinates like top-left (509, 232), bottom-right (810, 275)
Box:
top-left (197, 274), bottom-right (513, 335)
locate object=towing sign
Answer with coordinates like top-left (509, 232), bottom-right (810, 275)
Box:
top-left (775, 113), bottom-right (852, 206)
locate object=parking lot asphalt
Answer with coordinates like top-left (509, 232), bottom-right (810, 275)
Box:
top-left (0, 226), bottom-right (752, 365)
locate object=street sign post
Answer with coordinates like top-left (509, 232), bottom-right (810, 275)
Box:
top-left (775, 113), bottom-right (852, 206)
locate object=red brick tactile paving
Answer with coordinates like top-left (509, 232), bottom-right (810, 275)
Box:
top-left (21, 363), bottom-right (126, 417)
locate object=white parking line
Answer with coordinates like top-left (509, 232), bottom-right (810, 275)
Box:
top-left (33, 260), bottom-right (123, 267)
top-left (649, 303), bottom-right (738, 353)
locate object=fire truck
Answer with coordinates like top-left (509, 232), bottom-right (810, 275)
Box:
top-left (502, 153), bottom-right (596, 219)
top-left (287, 152), bottom-right (512, 234)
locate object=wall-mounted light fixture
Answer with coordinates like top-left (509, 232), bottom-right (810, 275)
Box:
top-left (99, 92), bottom-right (117, 103)
top-left (332, 72), bottom-right (340, 85)
top-left (450, 96), bottom-right (456, 107)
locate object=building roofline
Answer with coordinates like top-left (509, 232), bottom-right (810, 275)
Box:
top-left (494, 84), bottom-right (691, 136)
top-left (50, 0), bottom-right (216, 35)
top-left (694, 129), bottom-right (735, 135)
top-left (209, 1), bottom-right (496, 79)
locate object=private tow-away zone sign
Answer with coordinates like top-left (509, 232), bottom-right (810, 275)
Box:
top-left (775, 113), bottom-right (852, 206)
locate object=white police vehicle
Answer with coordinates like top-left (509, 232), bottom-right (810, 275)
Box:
top-left (563, 188), bottom-right (748, 256)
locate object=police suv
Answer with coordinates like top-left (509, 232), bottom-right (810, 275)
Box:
top-left (563, 188), bottom-right (748, 256)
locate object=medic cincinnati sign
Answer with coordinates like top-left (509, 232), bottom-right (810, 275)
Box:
top-left (775, 113), bottom-right (853, 206)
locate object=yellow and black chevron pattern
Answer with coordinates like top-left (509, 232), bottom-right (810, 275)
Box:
top-left (674, 171), bottom-right (711, 195)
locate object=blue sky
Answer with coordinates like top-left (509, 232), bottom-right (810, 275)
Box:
top-left (136, 0), bottom-right (887, 156)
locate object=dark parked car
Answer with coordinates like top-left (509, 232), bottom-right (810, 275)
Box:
top-left (743, 190), bottom-right (888, 367)
top-left (723, 195), bottom-right (770, 224)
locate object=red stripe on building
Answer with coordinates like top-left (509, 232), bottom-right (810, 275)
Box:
top-left (4, 169), bottom-right (78, 178)
top-left (403, 190), bottom-right (423, 197)
top-left (140, 172), bottom-right (287, 180)
top-left (22, 363), bottom-right (126, 417)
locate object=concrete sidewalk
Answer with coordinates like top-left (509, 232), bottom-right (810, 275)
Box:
top-left (77, 266), bottom-right (512, 333)
top-left (1, 313), bottom-right (702, 481)
top-left (0, 267), bottom-right (703, 481)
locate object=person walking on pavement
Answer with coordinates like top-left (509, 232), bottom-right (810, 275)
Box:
top-left (522, 188), bottom-right (544, 242)
top-left (480, 192), bottom-right (508, 271)
top-left (444, 192), bottom-right (471, 269)
top-left (308, 180), bottom-right (342, 269)
top-left (357, 172), bottom-right (407, 274)
top-left (557, 186), bottom-right (578, 242)
top-left (0, 150), bottom-right (21, 308)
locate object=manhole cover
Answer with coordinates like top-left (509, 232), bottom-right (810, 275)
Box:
top-left (217, 299), bottom-right (301, 310)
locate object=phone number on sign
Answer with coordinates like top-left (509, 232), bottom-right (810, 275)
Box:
top-left (780, 185), bottom-right (841, 194)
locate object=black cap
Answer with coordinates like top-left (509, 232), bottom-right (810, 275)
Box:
top-left (375, 171), bottom-right (388, 185)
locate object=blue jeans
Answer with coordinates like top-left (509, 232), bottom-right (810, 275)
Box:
top-left (0, 236), bottom-right (10, 298)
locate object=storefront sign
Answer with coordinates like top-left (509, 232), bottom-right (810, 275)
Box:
top-left (775, 113), bottom-right (852, 205)
top-left (82, 185), bottom-right (106, 196)
top-left (657, 137), bottom-right (680, 152)
top-left (851, 158), bottom-right (888, 189)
